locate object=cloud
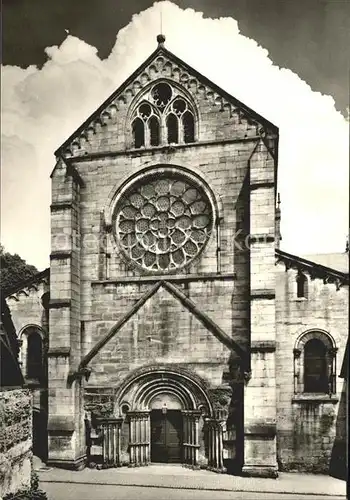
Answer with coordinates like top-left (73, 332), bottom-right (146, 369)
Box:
top-left (1, 0), bottom-right (348, 269)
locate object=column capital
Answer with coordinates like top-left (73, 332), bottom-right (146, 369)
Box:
top-left (182, 410), bottom-right (202, 419)
top-left (205, 418), bottom-right (225, 428)
top-left (95, 417), bottom-right (123, 427)
top-left (329, 347), bottom-right (338, 357)
top-left (127, 410), bottom-right (150, 420)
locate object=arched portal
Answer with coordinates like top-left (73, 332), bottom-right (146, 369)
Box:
top-left (124, 372), bottom-right (203, 464)
top-left (98, 365), bottom-right (225, 469)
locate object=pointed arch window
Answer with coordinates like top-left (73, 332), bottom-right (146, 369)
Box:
top-left (183, 111), bottom-right (195, 143)
top-left (149, 116), bottom-right (160, 146)
top-left (132, 118), bottom-right (145, 148)
top-left (167, 113), bottom-right (178, 144)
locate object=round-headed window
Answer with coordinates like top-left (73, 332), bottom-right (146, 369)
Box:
top-left (114, 173), bottom-right (213, 272)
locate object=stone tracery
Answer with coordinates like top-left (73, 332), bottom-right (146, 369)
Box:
top-left (115, 174), bottom-right (213, 272)
top-left (60, 50), bottom-right (274, 157)
top-left (131, 82), bottom-right (196, 147)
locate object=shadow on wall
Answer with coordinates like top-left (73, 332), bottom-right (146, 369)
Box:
top-left (329, 379), bottom-right (347, 480)
top-left (33, 407), bottom-right (48, 463)
top-left (225, 174), bottom-right (250, 475)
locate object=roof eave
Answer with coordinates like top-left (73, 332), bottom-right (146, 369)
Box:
top-left (276, 248), bottom-right (349, 283)
top-left (4, 268), bottom-right (50, 298)
top-left (54, 45), bottom-right (163, 156)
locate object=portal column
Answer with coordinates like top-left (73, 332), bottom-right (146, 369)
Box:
top-left (182, 410), bottom-right (201, 469)
top-left (128, 411), bottom-right (150, 466)
top-left (206, 415), bottom-right (226, 473)
top-left (96, 417), bottom-right (123, 467)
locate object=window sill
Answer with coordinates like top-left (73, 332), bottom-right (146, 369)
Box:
top-left (292, 394), bottom-right (339, 404)
top-left (295, 297), bottom-right (308, 302)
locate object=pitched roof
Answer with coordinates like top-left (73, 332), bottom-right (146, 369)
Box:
top-left (4, 249), bottom-right (348, 300)
top-left (55, 40), bottom-right (278, 157)
top-left (276, 249), bottom-right (349, 287)
top-left (4, 268), bottom-right (50, 298)
top-left (302, 253), bottom-right (348, 274)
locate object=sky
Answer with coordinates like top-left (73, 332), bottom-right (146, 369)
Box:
top-left (1, 0), bottom-right (349, 270)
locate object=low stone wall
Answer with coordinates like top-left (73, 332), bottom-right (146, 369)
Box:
top-left (0, 389), bottom-right (32, 498)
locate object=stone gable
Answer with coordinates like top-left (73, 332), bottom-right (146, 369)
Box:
top-left (55, 44), bottom-right (277, 160)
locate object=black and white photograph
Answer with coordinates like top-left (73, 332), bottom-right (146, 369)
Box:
top-left (0, 1), bottom-right (348, 499)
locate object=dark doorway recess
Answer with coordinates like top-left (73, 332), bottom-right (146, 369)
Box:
top-left (150, 409), bottom-right (182, 463)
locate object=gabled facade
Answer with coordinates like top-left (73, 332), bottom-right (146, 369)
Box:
top-left (5, 36), bottom-right (348, 477)
top-left (48, 35), bottom-right (278, 476)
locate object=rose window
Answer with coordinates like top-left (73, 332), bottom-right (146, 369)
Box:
top-left (115, 175), bottom-right (213, 272)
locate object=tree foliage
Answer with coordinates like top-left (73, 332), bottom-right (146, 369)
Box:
top-left (0, 245), bottom-right (38, 294)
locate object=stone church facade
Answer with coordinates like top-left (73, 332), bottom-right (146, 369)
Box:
top-left (5, 36), bottom-right (348, 478)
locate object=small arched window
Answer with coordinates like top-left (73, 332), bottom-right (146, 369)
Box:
top-left (27, 331), bottom-right (43, 380)
top-left (167, 113), bottom-right (179, 144)
top-left (296, 272), bottom-right (308, 298)
top-left (183, 111), bottom-right (195, 143)
top-left (293, 330), bottom-right (337, 394)
top-left (149, 116), bottom-right (160, 146)
top-left (132, 118), bottom-right (145, 148)
top-left (304, 339), bottom-right (328, 393)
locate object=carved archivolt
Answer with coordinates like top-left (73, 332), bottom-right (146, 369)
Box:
top-left (114, 364), bottom-right (213, 417)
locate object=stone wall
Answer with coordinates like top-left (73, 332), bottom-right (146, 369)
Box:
top-left (5, 280), bottom-right (49, 337)
top-left (5, 281), bottom-right (49, 463)
top-left (275, 262), bottom-right (348, 472)
top-left (0, 389), bottom-right (32, 497)
top-left (30, 45), bottom-right (278, 473)
top-left (87, 280), bottom-right (233, 387)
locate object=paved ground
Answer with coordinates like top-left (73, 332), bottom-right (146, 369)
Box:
top-left (37, 463), bottom-right (347, 498)
top-left (41, 482), bottom-right (347, 500)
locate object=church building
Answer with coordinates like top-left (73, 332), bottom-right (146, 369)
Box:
top-left (5, 35), bottom-right (348, 478)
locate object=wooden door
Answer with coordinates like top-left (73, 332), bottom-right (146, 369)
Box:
top-left (150, 410), bottom-right (182, 463)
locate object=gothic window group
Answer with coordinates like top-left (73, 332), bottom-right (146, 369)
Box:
top-left (131, 82), bottom-right (195, 148)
